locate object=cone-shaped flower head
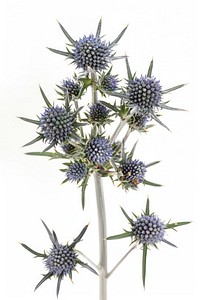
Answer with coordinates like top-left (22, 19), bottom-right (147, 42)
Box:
top-left (74, 34), bottom-right (112, 72)
top-left (101, 74), bottom-right (119, 91)
top-left (85, 136), bottom-right (113, 165)
top-left (39, 105), bottom-right (75, 145)
top-left (45, 244), bottom-right (77, 276)
top-left (61, 78), bottom-right (81, 99)
top-left (88, 103), bottom-right (110, 124)
top-left (127, 76), bottom-right (162, 114)
top-left (121, 159), bottom-right (147, 186)
top-left (132, 214), bottom-right (165, 245)
top-left (66, 162), bottom-right (87, 182)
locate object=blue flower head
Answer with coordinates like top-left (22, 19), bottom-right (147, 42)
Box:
top-left (121, 159), bottom-right (147, 187)
top-left (66, 162), bottom-right (87, 183)
top-left (132, 214), bottom-right (165, 245)
top-left (61, 143), bottom-right (75, 154)
top-left (126, 75), bottom-right (162, 114)
top-left (101, 74), bottom-right (119, 91)
top-left (74, 34), bottom-right (112, 72)
top-left (48, 20), bottom-right (128, 72)
top-left (88, 103), bottom-right (110, 124)
top-left (61, 78), bottom-right (81, 99)
top-left (21, 222), bottom-right (98, 297)
top-left (39, 105), bottom-right (75, 145)
top-left (85, 136), bottom-right (113, 165)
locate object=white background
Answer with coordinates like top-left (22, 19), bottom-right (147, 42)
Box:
top-left (1, 0), bottom-right (199, 299)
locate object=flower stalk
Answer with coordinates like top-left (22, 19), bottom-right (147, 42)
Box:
top-left (94, 172), bottom-right (108, 300)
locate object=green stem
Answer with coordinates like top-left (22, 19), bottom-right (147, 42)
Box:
top-left (94, 172), bottom-right (108, 300)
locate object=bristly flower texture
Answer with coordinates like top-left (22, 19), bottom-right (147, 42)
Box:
top-left (66, 162), bottom-right (87, 182)
top-left (107, 198), bottom-right (191, 287)
top-left (61, 78), bottom-right (81, 99)
top-left (48, 19), bottom-right (128, 72)
top-left (21, 221), bottom-right (98, 297)
top-left (85, 136), bottom-right (113, 165)
top-left (101, 74), bottom-right (119, 91)
top-left (39, 106), bottom-right (75, 144)
top-left (88, 103), bottom-right (110, 124)
top-left (121, 159), bottom-right (147, 187)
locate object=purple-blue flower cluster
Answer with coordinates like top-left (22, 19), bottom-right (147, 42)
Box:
top-left (101, 74), bottom-right (119, 91)
top-left (73, 35), bottom-right (112, 71)
top-left (45, 244), bottom-right (77, 276)
top-left (88, 103), bottom-right (110, 123)
top-left (121, 159), bottom-right (147, 186)
top-left (39, 106), bottom-right (75, 145)
top-left (61, 78), bottom-right (81, 99)
top-left (127, 76), bottom-right (162, 114)
top-left (85, 136), bottom-right (113, 165)
top-left (66, 162), bottom-right (87, 182)
top-left (132, 214), bottom-right (165, 244)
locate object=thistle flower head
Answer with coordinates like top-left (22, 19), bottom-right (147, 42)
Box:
top-left (61, 78), bottom-right (81, 99)
top-left (21, 222), bottom-right (97, 297)
top-left (126, 76), bottom-right (162, 114)
top-left (121, 159), bottom-right (147, 187)
top-left (61, 143), bottom-right (75, 154)
top-left (85, 136), bottom-right (113, 165)
top-left (39, 105), bottom-right (75, 145)
top-left (128, 113), bottom-right (150, 131)
top-left (66, 162), bottom-right (87, 182)
top-left (74, 34), bottom-right (112, 71)
top-left (132, 214), bottom-right (165, 245)
top-left (45, 244), bottom-right (77, 276)
top-left (88, 103), bottom-right (110, 124)
top-left (101, 74), bottom-right (119, 91)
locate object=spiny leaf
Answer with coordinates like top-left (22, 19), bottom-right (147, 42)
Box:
top-left (162, 83), bottom-right (186, 94)
top-left (162, 239), bottom-right (177, 248)
top-left (81, 173), bottom-right (90, 210)
top-left (107, 231), bottom-right (132, 240)
top-left (41, 220), bottom-right (58, 247)
top-left (77, 260), bottom-right (98, 275)
top-left (147, 59), bottom-right (153, 77)
top-left (143, 179), bottom-right (162, 187)
top-left (142, 244), bottom-right (148, 288)
top-left (125, 57), bottom-right (133, 81)
top-left (110, 25), bottom-right (128, 48)
top-left (34, 272), bottom-right (53, 291)
top-left (56, 275), bottom-right (63, 297)
top-left (159, 104), bottom-right (186, 111)
top-left (151, 113), bottom-right (170, 131)
top-left (100, 100), bottom-right (119, 113)
top-left (47, 47), bottom-right (68, 56)
top-left (39, 86), bottom-right (52, 108)
top-left (58, 22), bottom-right (75, 45)
top-left (145, 197), bottom-right (150, 216)
top-left (121, 207), bottom-right (133, 223)
top-left (128, 140), bottom-right (138, 160)
top-left (145, 161), bottom-right (160, 168)
top-left (23, 135), bottom-right (43, 147)
top-left (69, 224), bottom-right (89, 248)
top-left (19, 117), bottom-right (40, 125)
top-left (165, 221), bottom-right (191, 229)
top-left (96, 18), bottom-right (102, 38)
top-left (21, 243), bottom-right (47, 258)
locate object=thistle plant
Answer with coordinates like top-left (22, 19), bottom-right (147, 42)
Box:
top-left (20, 19), bottom-right (190, 299)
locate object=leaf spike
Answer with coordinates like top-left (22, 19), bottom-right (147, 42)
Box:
top-left (147, 58), bottom-right (153, 77)
top-left (145, 197), bottom-right (150, 215)
top-left (96, 18), bottom-right (102, 38)
top-left (57, 21), bottom-right (76, 45)
top-left (39, 86), bottom-right (52, 108)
